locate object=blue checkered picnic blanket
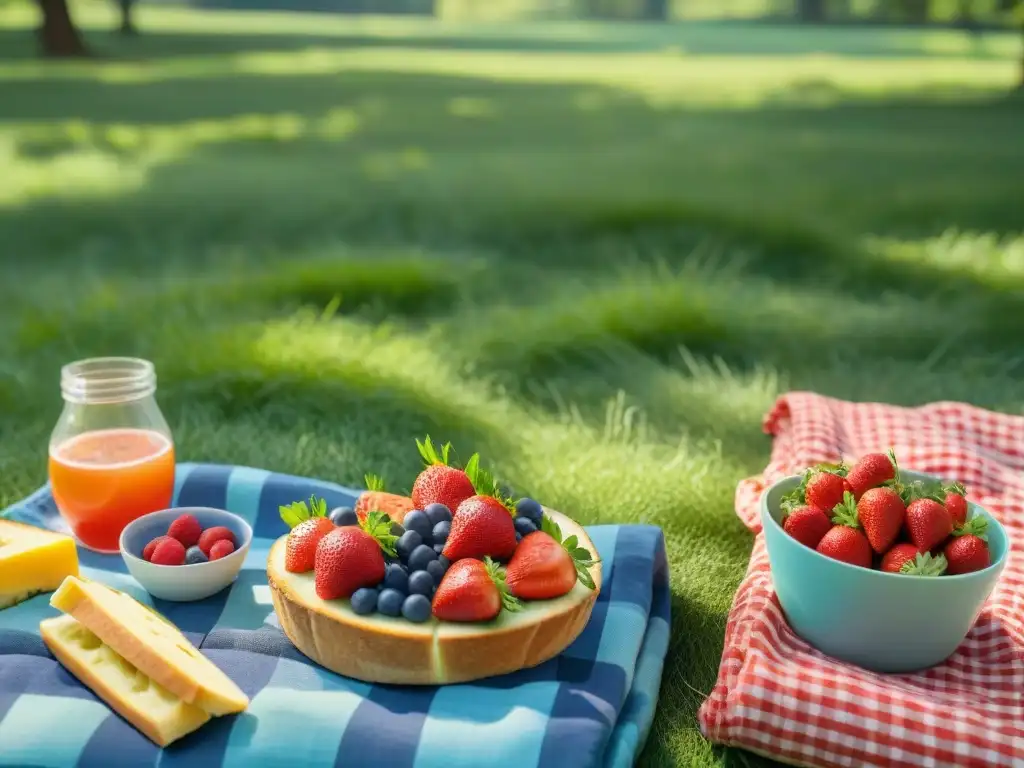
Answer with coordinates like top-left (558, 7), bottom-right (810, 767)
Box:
top-left (0, 463), bottom-right (670, 768)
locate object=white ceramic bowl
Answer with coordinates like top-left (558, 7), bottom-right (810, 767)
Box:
top-left (119, 506), bottom-right (252, 601)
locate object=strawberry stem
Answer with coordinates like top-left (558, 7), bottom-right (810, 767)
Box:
top-left (416, 436), bottom-right (452, 468)
top-left (830, 491), bottom-right (861, 529)
top-left (953, 514), bottom-right (988, 541)
top-left (540, 515), bottom-right (599, 590)
top-left (279, 495), bottom-right (328, 529)
top-left (899, 552), bottom-right (947, 577)
top-left (359, 510), bottom-right (399, 558)
top-left (364, 474), bottom-right (386, 492)
top-left (943, 481), bottom-right (967, 498)
top-left (484, 557), bottom-right (523, 613)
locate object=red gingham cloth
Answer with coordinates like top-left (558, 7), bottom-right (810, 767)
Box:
top-left (697, 392), bottom-right (1024, 768)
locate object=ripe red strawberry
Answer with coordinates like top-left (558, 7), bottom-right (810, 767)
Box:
top-left (143, 535), bottom-right (173, 562)
top-left (314, 510), bottom-right (397, 600)
top-left (845, 451), bottom-right (896, 499)
top-left (804, 472), bottom-right (853, 514)
top-left (905, 498), bottom-right (953, 552)
top-left (432, 557), bottom-right (522, 622)
top-left (853, 487), bottom-right (905, 554)
top-left (151, 537), bottom-right (186, 566)
top-left (410, 437), bottom-right (476, 513)
top-left (944, 515), bottom-right (991, 575)
top-left (815, 502), bottom-right (871, 568)
top-left (880, 544), bottom-right (946, 576)
top-left (209, 539), bottom-right (236, 560)
top-left (505, 527), bottom-right (598, 600)
top-left (354, 475), bottom-right (414, 525)
top-left (880, 542), bottom-right (922, 573)
top-left (782, 506), bottom-right (832, 549)
top-left (443, 495), bottom-right (518, 561)
top-left (167, 514), bottom-right (202, 548)
top-left (816, 526), bottom-right (872, 568)
top-left (943, 483), bottom-right (968, 527)
top-left (198, 526), bottom-right (235, 557)
top-left (285, 517), bottom-right (336, 573)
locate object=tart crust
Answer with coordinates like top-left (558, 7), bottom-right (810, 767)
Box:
top-left (267, 509), bottom-right (602, 685)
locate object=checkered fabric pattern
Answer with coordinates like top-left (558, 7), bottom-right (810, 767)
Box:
top-left (698, 392), bottom-right (1024, 767)
top-left (0, 463), bottom-right (670, 768)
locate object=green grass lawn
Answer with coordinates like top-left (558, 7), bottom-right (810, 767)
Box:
top-left (1, 4), bottom-right (1023, 765)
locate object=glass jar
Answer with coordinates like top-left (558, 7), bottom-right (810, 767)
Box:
top-left (48, 357), bottom-right (175, 553)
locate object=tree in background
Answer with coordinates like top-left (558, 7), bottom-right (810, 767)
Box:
top-left (796, 0), bottom-right (826, 22)
top-left (36, 0), bottom-right (88, 56)
top-left (120, 0), bottom-right (137, 35)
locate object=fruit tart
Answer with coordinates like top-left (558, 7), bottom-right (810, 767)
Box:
top-left (267, 439), bottom-right (602, 685)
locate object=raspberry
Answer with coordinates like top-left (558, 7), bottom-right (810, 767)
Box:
top-left (198, 526), bottom-right (235, 556)
top-left (143, 535), bottom-right (172, 562)
top-left (151, 538), bottom-right (186, 566)
top-left (167, 514), bottom-right (202, 548)
top-left (209, 539), bottom-right (236, 561)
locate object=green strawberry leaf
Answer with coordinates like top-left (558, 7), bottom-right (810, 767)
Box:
top-left (830, 491), bottom-right (861, 529)
top-left (360, 510), bottom-right (399, 558)
top-left (901, 480), bottom-right (945, 506)
top-left (943, 481), bottom-right (967, 498)
top-left (364, 473), bottom-right (386, 492)
top-left (416, 435), bottom-right (453, 467)
top-left (279, 494), bottom-right (328, 530)
top-left (540, 514), bottom-right (562, 542)
top-left (484, 556), bottom-right (523, 613)
top-left (954, 513), bottom-right (988, 542)
top-left (539, 515), bottom-right (600, 591)
top-left (899, 552), bottom-right (948, 577)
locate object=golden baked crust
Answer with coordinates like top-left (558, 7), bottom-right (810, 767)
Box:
top-left (267, 508), bottom-right (602, 685)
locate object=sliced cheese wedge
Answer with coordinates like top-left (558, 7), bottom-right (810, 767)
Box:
top-left (40, 613), bottom-right (210, 747)
top-left (0, 519), bottom-right (79, 609)
top-left (50, 576), bottom-right (248, 716)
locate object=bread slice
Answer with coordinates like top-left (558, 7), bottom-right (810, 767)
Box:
top-left (267, 508), bottom-right (602, 685)
top-left (49, 576), bottom-right (248, 715)
top-left (40, 613), bottom-right (210, 747)
top-left (0, 519), bottom-right (79, 609)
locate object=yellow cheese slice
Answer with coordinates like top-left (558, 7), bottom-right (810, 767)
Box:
top-left (50, 576), bottom-right (249, 716)
top-left (40, 613), bottom-right (210, 747)
top-left (0, 519), bottom-right (79, 609)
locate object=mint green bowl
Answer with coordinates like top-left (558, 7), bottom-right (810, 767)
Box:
top-left (761, 470), bottom-right (1010, 673)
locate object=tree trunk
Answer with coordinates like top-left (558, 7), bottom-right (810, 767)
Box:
top-left (37, 0), bottom-right (88, 57)
top-left (119, 0), bottom-right (137, 35)
top-left (642, 0), bottom-right (669, 20)
top-left (796, 0), bottom-right (825, 23)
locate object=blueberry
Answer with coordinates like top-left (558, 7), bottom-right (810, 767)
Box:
top-left (185, 546), bottom-right (207, 565)
top-left (433, 542), bottom-right (446, 555)
top-left (330, 506), bottom-right (358, 526)
top-left (408, 544), bottom-right (437, 572)
top-left (432, 520), bottom-right (451, 544)
top-left (424, 503), bottom-right (452, 526)
top-left (408, 570), bottom-right (434, 596)
top-left (350, 587), bottom-right (378, 615)
top-left (401, 594), bottom-right (432, 623)
top-left (403, 509), bottom-right (433, 540)
top-left (515, 532), bottom-right (522, 543)
top-left (426, 559), bottom-right (446, 583)
top-left (437, 555), bottom-right (450, 571)
top-left (397, 530), bottom-right (423, 562)
top-left (515, 497), bottom-right (543, 524)
top-left (514, 517), bottom-right (538, 537)
top-left (378, 588), bottom-right (404, 617)
top-left (383, 564), bottom-right (409, 593)
top-left (390, 522), bottom-right (405, 537)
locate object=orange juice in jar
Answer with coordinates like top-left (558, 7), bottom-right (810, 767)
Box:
top-left (48, 358), bottom-right (175, 553)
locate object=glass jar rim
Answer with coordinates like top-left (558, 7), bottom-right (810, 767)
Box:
top-left (61, 357), bottom-right (157, 404)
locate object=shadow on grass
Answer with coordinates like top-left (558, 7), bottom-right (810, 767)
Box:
top-left (0, 21), bottom-right (1015, 62)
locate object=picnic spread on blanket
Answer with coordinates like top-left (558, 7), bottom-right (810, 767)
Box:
top-left (1, 356), bottom-right (1020, 767)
